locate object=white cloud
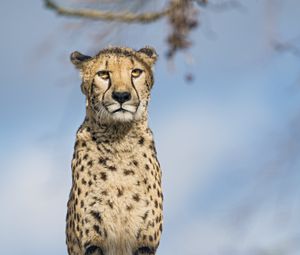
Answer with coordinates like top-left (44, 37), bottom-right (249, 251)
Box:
top-left (0, 145), bottom-right (70, 255)
top-left (154, 95), bottom-right (271, 220)
top-left (154, 94), bottom-right (300, 255)
top-left (159, 202), bottom-right (300, 255)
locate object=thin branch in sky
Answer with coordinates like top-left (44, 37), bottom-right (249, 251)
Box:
top-left (44, 0), bottom-right (202, 59)
top-left (45, 0), bottom-right (172, 23)
top-left (272, 40), bottom-right (300, 58)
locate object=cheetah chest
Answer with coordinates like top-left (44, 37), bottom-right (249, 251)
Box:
top-left (71, 142), bottom-right (163, 252)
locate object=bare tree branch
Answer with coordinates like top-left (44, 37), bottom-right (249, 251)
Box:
top-left (273, 40), bottom-right (300, 58)
top-left (45, 0), bottom-right (172, 23)
top-left (44, 0), bottom-right (202, 61)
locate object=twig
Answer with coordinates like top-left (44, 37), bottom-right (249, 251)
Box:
top-left (196, 0), bottom-right (244, 12)
top-left (273, 40), bottom-right (300, 58)
top-left (45, 0), bottom-right (172, 23)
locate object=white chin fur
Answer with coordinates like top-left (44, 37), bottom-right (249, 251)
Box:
top-left (106, 103), bottom-right (140, 122)
top-left (112, 111), bottom-right (134, 122)
top-left (122, 104), bottom-right (136, 113)
top-left (107, 104), bottom-right (137, 114)
top-left (107, 104), bottom-right (121, 112)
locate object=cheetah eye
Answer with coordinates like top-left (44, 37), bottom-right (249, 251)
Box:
top-left (131, 69), bottom-right (143, 78)
top-left (97, 70), bottom-right (110, 80)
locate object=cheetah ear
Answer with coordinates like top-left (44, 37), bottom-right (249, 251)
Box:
top-left (70, 51), bottom-right (92, 68)
top-left (137, 46), bottom-right (158, 66)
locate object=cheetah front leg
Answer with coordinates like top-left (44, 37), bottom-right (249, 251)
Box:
top-left (84, 245), bottom-right (104, 255)
top-left (134, 246), bottom-right (156, 255)
top-left (67, 238), bottom-right (104, 255)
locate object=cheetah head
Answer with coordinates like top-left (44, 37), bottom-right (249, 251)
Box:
top-left (71, 46), bottom-right (157, 124)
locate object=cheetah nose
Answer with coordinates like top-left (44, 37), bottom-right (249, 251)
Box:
top-left (112, 91), bottom-right (131, 104)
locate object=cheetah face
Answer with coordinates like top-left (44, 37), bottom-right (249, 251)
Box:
top-left (71, 47), bottom-right (157, 124)
top-left (90, 57), bottom-right (147, 123)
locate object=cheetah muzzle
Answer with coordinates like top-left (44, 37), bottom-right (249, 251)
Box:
top-left (66, 46), bottom-right (163, 255)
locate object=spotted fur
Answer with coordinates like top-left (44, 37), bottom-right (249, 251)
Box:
top-left (66, 46), bottom-right (163, 255)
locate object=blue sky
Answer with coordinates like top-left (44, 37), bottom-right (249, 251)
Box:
top-left (0, 0), bottom-right (300, 254)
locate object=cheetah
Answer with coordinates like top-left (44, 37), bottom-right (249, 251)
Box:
top-left (66, 46), bottom-right (163, 255)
